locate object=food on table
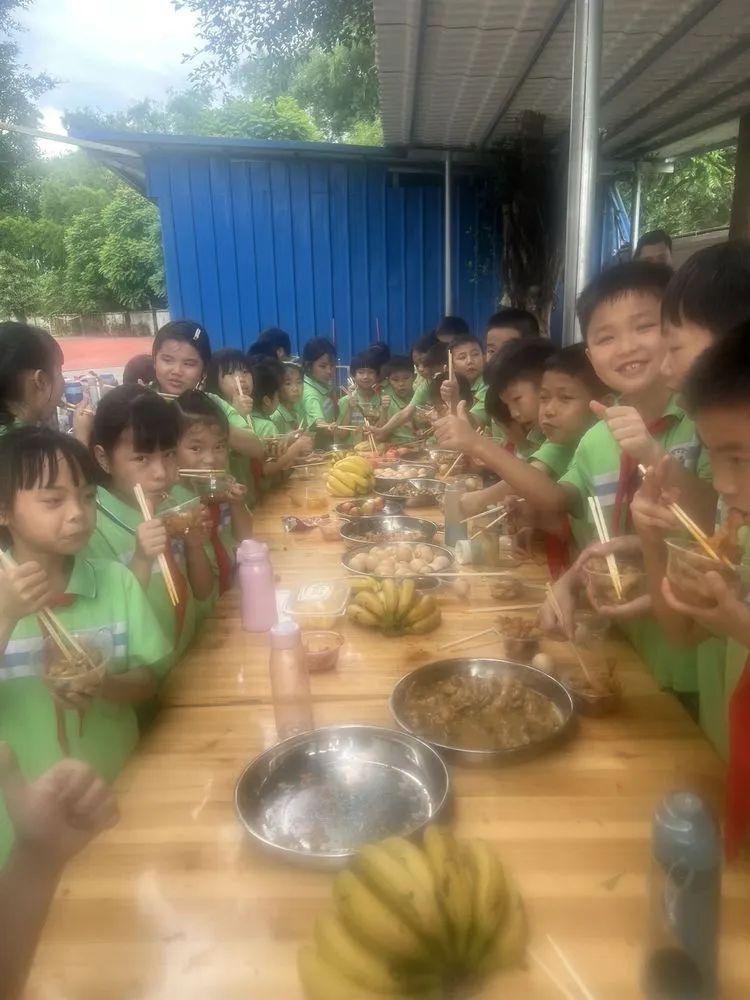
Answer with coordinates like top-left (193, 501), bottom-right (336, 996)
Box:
top-left (350, 527), bottom-right (425, 544)
top-left (530, 652), bottom-right (556, 676)
top-left (318, 517), bottom-right (344, 541)
top-left (337, 496), bottom-right (386, 518)
top-left (461, 475), bottom-right (483, 492)
top-left (452, 578), bottom-right (471, 600)
top-left (264, 435), bottom-right (289, 460)
top-left (301, 631), bottom-right (343, 672)
top-left (490, 578), bottom-right (525, 601)
top-left (347, 542), bottom-right (451, 578)
top-left (584, 556), bottom-right (645, 606)
top-left (44, 643), bottom-right (106, 701)
top-left (182, 472), bottom-right (234, 506)
top-left (383, 481), bottom-right (444, 501)
top-left (289, 483), bottom-right (328, 512)
top-left (298, 827), bottom-right (527, 998)
top-left (665, 536), bottom-right (746, 609)
top-left (401, 673), bottom-right (562, 751)
top-left (160, 498), bottom-right (204, 537)
top-left (347, 578), bottom-right (441, 636)
top-left (560, 660), bottom-right (621, 716)
top-left (326, 456), bottom-right (375, 497)
top-left (496, 616), bottom-right (541, 661)
top-left (431, 451), bottom-right (467, 477)
top-left (376, 464), bottom-right (434, 480)
top-left (285, 582), bottom-right (350, 630)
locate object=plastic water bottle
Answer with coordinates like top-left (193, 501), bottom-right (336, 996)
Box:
top-left (643, 792), bottom-right (721, 1000)
top-left (443, 484), bottom-right (468, 548)
top-left (237, 540), bottom-right (278, 632)
top-left (269, 621), bottom-right (313, 740)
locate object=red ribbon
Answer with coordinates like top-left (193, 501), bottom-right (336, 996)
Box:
top-left (611, 415), bottom-right (677, 533)
top-left (725, 656), bottom-right (750, 860)
top-left (47, 594), bottom-right (75, 608)
top-left (208, 505), bottom-right (233, 595)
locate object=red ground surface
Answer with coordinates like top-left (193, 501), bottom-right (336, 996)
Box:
top-left (56, 336), bottom-right (154, 373)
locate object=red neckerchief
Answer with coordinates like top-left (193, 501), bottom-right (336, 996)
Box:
top-left (161, 541), bottom-right (188, 639)
top-left (544, 517), bottom-right (572, 580)
top-left (47, 594), bottom-right (75, 608)
top-left (725, 657), bottom-right (750, 860)
top-left (611, 414), bottom-right (678, 533)
top-left (208, 505), bottom-right (233, 595)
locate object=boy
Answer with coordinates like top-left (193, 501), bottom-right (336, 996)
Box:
top-left (380, 356), bottom-right (417, 443)
top-left (258, 326), bottom-right (293, 361)
top-left (634, 229), bottom-right (673, 267)
top-left (411, 332), bottom-right (438, 399)
top-left (485, 337), bottom-right (556, 453)
top-left (338, 352), bottom-right (382, 443)
top-left (373, 341), bottom-right (448, 442)
top-left (485, 308), bottom-right (539, 360)
top-left (434, 315), bottom-right (469, 346)
top-left (270, 362), bottom-right (305, 435)
top-left (441, 334), bottom-right (488, 427)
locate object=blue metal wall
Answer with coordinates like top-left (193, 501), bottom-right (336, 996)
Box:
top-left (145, 154), bottom-right (501, 358)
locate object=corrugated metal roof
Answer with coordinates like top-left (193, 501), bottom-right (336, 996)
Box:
top-left (374, 0), bottom-right (749, 156)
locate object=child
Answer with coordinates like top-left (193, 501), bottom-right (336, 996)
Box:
top-left (485, 337), bottom-right (556, 452)
top-left (122, 353), bottom-right (155, 386)
top-left (301, 338), bottom-right (338, 446)
top-left (175, 391), bottom-right (254, 594)
top-left (441, 334), bottom-right (488, 427)
top-left (380, 356), bottom-right (417, 443)
top-left (428, 372), bottom-right (473, 420)
top-left (258, 326), bottom-right (293, 361)
top-left (0, 322), bottom-right (90, 446)
top-left (411, 332), bottom-right (438, 398)
top-left (0, 427), bottom-right (171, 859)
top-left (250, 359), bottom-right (313, 489)
top-left (152, 319), bottom-right (212, 396)
top-left (337, 352), bottom-right (382, 443)
top-left (86, 386), bottom-right (214, 660)
top-left (634, 229), bottom-right (673, 267)
top-left (271, 362), bottom-right (305, 434)
top-left (434, 315), bottom-right (469, 345)
top-left (485, 308), bottom-right (540, 360)
top-left (373, 341), bottom-right (448, 442)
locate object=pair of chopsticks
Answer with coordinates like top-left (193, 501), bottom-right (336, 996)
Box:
top-left (178, 468), bottom-right (225, 477)
top-left (587, 495), bottom-right (624, 601)
top-left (460, 504), bottom-right (506, 525)
top-left (438, 626), bottom-right (499, 651)
top-left (440, 453), bottom-right (464, 480)
top-left (470, 510), bottom-right (508, 540)
top-left (636, 464), bottom-right (734, 568)
top-left (0, 551), bottom-right (96, 669)
top-left (530, 935), bottom-right (598, 1000)
top-left (545, 583), bottom-right (597, 687)
top-left (132, 485), bottom-right (179, 607)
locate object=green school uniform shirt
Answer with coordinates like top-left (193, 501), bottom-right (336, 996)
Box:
top-left (469, 376), bottom-right (489, 427)
top-left (382, 393), bottom-right (417, 443)
top-left (302, 375), bottom-right (336, 427)
top-left (559, 395), bottom-right (703, 693)
top-left (410, 379), bottom-right (432, 408)
top-left (270, 401), bottom-right (302, 435)
top-left (716, 526), bottom-right (750, 758)
top-left (491, 421), bottom-right (508, 444)
top-left (0, 554), bottom-right (171, 861)
top-left (169, 483), bottom-right (226, 608)
top-left (252, 412), bottom-right (282, 493)
top-left (337, 389), bottom-right (383, 444)
top-left (207, 393), bottom-right (258, 510)
top-left (83, 487), bottom-right (199, 661)
top-left (530, 440), bottom-right (576, 480)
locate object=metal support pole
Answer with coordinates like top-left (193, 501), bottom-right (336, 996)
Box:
top-left (444, 151), bottom-right (453, 315)
top-left (561, 0), bottom-right (603, 345)
top-left (630, 162), bottom-right (642, 254)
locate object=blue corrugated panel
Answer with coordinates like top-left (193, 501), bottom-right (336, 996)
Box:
top-left (146, 155), bottom-right (501, 356)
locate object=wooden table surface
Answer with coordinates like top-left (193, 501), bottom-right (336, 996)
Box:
top-left (27, 487), bottom-right (750, 999)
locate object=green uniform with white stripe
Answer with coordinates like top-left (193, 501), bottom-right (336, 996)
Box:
top-left (382, 393), bottom-right (417, 443)
top-left (469, 376), bottom-right (489, 428)
top-left (410, 379), bottom-right (432, 408)
top-left (530, 438), bottom-right (589, 551)
top-left (0, 554), bottom-right (171, 861)
top-left (207, 393), bottom-right (258, 510)
top-left (559, 395), bottom-right (708, 693)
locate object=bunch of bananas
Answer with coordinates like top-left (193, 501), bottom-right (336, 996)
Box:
top-left (327, 456), bottom-right (375, 497)
top-left (347, 578), bottom-right (441, 636)
top-left (298, 826), bottom-right (527, 999)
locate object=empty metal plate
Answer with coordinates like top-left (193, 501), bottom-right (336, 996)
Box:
top-left (234, 725), bottom-right (450, 868)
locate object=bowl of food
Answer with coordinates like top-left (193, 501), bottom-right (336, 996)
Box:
top-left (318, 517), bottom-right (345, 542)
top-left (180, 471), bottom-right (234, 506)
top-left (490, 578), bottom-right (527, 602)
top-left (343, 541), bottom-right (454, 581)
top-left (264, 435), bottom-right (289, 460)
top-left (288, 482), bottom-right (329, 513)
top-left (43, 638), bottom-right (107, 705)
top-left (284, 581), bottom-right (350, 630)
top-left (301, 631), bottom-right (344, 673)
top-left (334, 496), bottom-right (407, 519)
top-left (583, 556), bottom-right (646, 608)
top-left (665, 537), bottom-right (747, 608)
top-left (560, 660), bottom-right (621, 717)
top-left (375, 478), bottom-right (447, 509)
top-left (374, 463), bottom-right (436, 489)
top-left (496, 615), bottom-right (541, 662)
top-left (428, 449), bottom-right (468, 478)
top-left (159, 495), bottom-right (204, 537)
top-left (340, 515), bottom-right (439, 548)
top-left (390, 657), bottom-right (575, 765)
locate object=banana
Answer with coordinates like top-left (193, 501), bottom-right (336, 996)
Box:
top-left (333, 870), bottom-right (433, 965)
top-left (347, 605), bottom-right (380, 628)
top-left (298, 944), bottom-right (381, 1000)
top-left (314, 913), bottom-right (421, 994)
top-left (476, 874), bottom-right (527, 974)
top-left (405, 609), bottom-right (441, 635)
top-left (327, 475), bottom-right (355, 497)
top-left (353, 591), bottom-right (385, 619)
top-left (378, 838), bottom-right (452, 952)
top-left (463, 840), bottom-right (508, 968)
top-left (350, 577), bottom-right (379, 593)
top-left (394, 578), bottom-right (416, 622)
top-left (402, 594), bottom-right (437, 627)
top-left (422, 826), bottom-right (474, 964)
top-left (380, 579), bottom-right (399, 620)
top-left (334, 457), bottom-right (372, 477)
top-left (349, 472), bottom-right (374, 492)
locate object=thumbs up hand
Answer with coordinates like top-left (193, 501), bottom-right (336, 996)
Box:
top-left (434, 401), bottom-right (482, 454)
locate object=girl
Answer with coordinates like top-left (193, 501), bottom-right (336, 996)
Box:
top-left (86, 386), bottom-right (214, 660)
top-left (0, 426), bottom-right (171, 860)
top-left (249, 359), bottom-right (313, 491)
top-left (301, 337), bottom-right (338, 447)
top-left (152, 319), bottom-right (212, 397)
top-left (175, 391), bottom-right (254, 594)
top-left (270, 362), bottom-right (305, 435)
top-left (0, 322), bottom-right (91, 445)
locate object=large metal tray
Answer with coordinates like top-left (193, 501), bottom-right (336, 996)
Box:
top-left (340, 514), bottom-right (439, 548)
top-left (373, 477), bottom-right (447, 507)
top-left (234, 725), bottom-right (450, 868)
top-left (390, 658), bottom-right (576, 766)
top-left (341, 540), bottom-right (454, 583)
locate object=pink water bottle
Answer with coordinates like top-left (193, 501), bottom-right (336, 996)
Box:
top-left (237, 540), bottom-right (278, 632)
top-left (269, 621), bottom-right (313, 740)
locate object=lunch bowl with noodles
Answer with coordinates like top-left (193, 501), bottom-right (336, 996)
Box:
top-left (583, 556), bottom-right (646, 608)
top-left (559, 659), bottom-right (622, 717)
top-left (158, 495), bottom-right (204, 537)
top-left (264, 435), bottom-right (289, 460)
top-left (42, 633), bottom-right (109, 704)
top-left (665, 537), bottom-right (749, 608)
top-left (181, 471), bottom-right (235, 506)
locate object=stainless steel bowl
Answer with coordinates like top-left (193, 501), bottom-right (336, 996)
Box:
top-left (333, 497), bottom-right (407, 520)
top-left (234, 725), bottom-right (450, 868)
top-left (390, 658), bottom-right (576, 766)
top-left (374, 477), bottom-right (447, 507)
top-left (340, 515), bottom-right (439, 548)
top-left (373, 463), bottom-right (437, 489)
top-left (342, 540), bottom-right (455, 581)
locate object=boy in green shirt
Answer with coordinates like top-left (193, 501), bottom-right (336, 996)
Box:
top-left (374, 341), bottom-right (448, 443)
top-left (250, 359), bottom-right (313, 493)
top-left (0, 427), bottom-right (171, 861)
top-left (379, 355), bottom-right (417, 444)
top-left (441, 334), bottom-right (489, 427)
top-left (485, 308), bottom-right (539, 361)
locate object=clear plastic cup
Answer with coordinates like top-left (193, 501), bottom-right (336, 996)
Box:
top-left (665, 537), bottom-right (746, 608)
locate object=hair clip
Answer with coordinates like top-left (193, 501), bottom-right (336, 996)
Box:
top-left (193, 327), bottom-right (202, 341)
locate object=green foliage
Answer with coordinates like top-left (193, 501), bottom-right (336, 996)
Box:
top-left (0, 249), bottom-right (40, 319)
top-left (99, 188), bottom-right (165, 308)
top-left (287, 42), bottom-right (379, 139)
top-left (345, 116), bottom-right (384, 147)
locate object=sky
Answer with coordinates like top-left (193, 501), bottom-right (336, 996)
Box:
top-left (15, 0), bottom-right (201, 155)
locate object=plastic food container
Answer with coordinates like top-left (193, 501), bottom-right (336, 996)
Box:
top-left (288, 482), bottom-right (328, 512)
top-left (496, 616), bottom-right (541, 662)
top-left (181, 472), bottom-right (234, 506)
top-left (301, 631), bottom-right (344, 672)
top-left (319, 517), bottom-right (344, 542)
top-left (284, 581), bottom-right (350, 630)
top-left (665, 537), bottom-right (746, 608)
top-left (564, 672), bottom-right (622, 717)
top-left (583, 558), bottom-right (646, 607)
top-left (158, 495), bottom-right (203, 537)
top-left (264, 435), bottom-right (289, 459)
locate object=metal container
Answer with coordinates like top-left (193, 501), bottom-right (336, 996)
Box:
top-left (340, 515), bottom-right (438, 548)
top-left (374, 477), bottom-right (447, 508)
top-left (333, 497), bottom-right (407, 519)
top-left (390, 657), bottom-right (576, 766)
top-left (234, 725), bottom-right (450, 868)
top-left (342, 541), bottom-right (455, 581)
top-left (373, 463), bottom-right (437, 490)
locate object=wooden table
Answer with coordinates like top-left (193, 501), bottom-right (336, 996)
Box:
top-left (27, 490), bottom-right (750, 999)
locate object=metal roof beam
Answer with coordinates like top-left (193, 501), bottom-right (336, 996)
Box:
top-left (406, 0), bottom-right (427, 145)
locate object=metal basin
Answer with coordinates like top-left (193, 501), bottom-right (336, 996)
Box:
top-left (374, 477), bottom-right (447, 508)
top-left (340, 514), bottom-right (439, 548)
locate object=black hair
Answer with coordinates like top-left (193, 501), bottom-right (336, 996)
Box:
top-left (366, 343), bottom-right (391, 368)
top-left (350, 351), bottom-right (379, 376)
top-left (449, 333), bottom-right (484, 353)
top-left (682, 320), bottom-right (750, 415)
top-left (0, 427), bottom-right (98, 545)
top-left (576, 261), bottom-right (673, 340)
top-left (153, 319), bottom-right (212, 368)
top-left (258, 326), bottom-right (292, 356)
top-left (0, 322), bottom-right (63, 428)
top-left (486, 308), bottom-right (539, 339)
top-left (423, 341), bottom-right (449, 370)
top-left (281, 361), bottom-right (302, 378)
top-left (662, 240), bottom-right (750, 337)
top-left (176, 389), bottom-right (230, 437)
top-left (122, 353), bottom-right (155, 386)
top-left (635, 229), bottom-right (673, 255)
top-left (250, 358), bottom-right (283, 404)
top-left (413, 332), bottom-right (438, 355)
top-left (435, 315), bottom-right (470, 337)
top-left (428, 372), bottom-right (473, 409)
top-left (484, 337), bottom-right (556, 397)
top-left (302, 337), bottom-right (337, 371)
top-left (383, 355), bottom-right (414, 379)
top-left (204, 348), bottom-right (250, 394)
top-left (91, 385), bottom-right (180, 456)
top-left (246, 340), bottom-right (279, 361)
top-left (544, 343), bottom-right (607, 398)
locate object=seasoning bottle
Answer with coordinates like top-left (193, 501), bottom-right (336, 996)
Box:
top-left (269, 621), bottom-right (313, 740)
top-left (443, 484), bottom-right (468, 548)
top-left (237, 540), bottom-right (278, 632)
top-left (643, 792), bottom-right (721, 1000)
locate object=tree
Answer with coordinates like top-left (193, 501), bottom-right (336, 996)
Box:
top-left (99, 187), bottom-right (165, 308)
top-left (0, 249), bottom-right (39, 320)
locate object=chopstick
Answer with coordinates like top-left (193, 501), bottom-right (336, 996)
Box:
top-left (546, 935), bottom-right (598, 1000)
top-left (636, 464), bottom-right (734, 568)
top-left (133, 485), bottom-right (180, 607)
top-left (529, 949), bottom-right (585, 1000)
top-left (545, 583), bottom-right (597, 688)
top-left (438, 626), bottom-right (499, 651)
top-left (440, 453), bottom-right (464, 480)
top-left (178, 469), bottom-right (226, 476)
top-left (468, 603), bottom-right (542, 613)
top-left (469, 510), bottom-right (508, 540)
top-left (586, 495), bottom-right (623, 601)
top-left (460, 504), bottom-right (506, 525)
